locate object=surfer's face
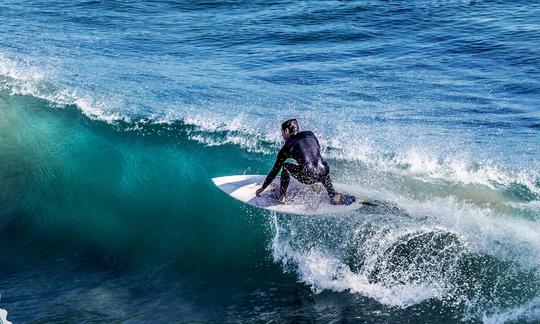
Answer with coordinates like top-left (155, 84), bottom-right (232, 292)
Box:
top-left (282, 129), bottom-right (290, 141)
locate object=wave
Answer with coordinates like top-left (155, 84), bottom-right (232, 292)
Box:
top-left (2, 53), bottom-right (539, 201)
top-left (2, 52), bottom-right (540, 321)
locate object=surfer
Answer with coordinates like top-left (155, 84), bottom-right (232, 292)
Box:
top-left (255, 119), bottom-right (355, 205)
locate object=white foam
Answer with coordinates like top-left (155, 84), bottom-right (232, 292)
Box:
top-left (402, 198), bottom-right (540, 279)
top-left (188, 133), bottom-right (271, 154)
top-left (506, 200), bottom-right (540, 215)
top-left (182, 113), bottom-right (281, 154)
top-left (334, 145), bottom-right (540, 197)
top-left (0, 53), bottom-right (126, 123)
top-left (270, 182), bottom-right (540, 316)
top-left (271, 214), bottom-right (460, 307)
top-left (482, 297), bottom-right (540, 324)
top-left (283, 245), bottom-right (437, 307)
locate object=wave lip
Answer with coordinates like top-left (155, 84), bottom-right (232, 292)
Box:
top-left (0, 53), bottom-right (126, 123)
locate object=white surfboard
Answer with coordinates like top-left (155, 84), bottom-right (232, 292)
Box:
top-left (212, 174), bottom-right (363, 215)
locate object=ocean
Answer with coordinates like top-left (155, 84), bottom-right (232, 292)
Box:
top-left (1, 0), bottom-right (539, 322)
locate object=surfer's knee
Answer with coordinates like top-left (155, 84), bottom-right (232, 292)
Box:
top-left (283, 162), bottom-right (293, 170)
top-left (282, 163), bottom-right (295, 176)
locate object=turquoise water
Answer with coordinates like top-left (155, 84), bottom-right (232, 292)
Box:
top-left (1, 0), bottom-right (540, 322)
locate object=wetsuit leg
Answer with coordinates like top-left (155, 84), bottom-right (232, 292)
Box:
top-left (281, 163), bottom-right (317, 197)
top-left (316, 161), bottom-right (336, 198)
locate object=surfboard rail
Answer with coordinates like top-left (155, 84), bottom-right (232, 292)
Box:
top-left (212, 174), bottom-right (363, 215)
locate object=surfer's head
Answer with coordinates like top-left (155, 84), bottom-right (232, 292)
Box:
top-left (281, 119), bottom-right (298, 141)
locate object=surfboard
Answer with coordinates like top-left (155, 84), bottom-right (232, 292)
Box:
top-left (212, 174), bottom-right (364, 215)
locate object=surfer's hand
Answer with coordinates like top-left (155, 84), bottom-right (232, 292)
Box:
top-left (255, 187), bottom-right (264, 197)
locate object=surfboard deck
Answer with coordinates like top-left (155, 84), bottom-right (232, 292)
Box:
top-left (212, 174), bottom-right (363, 215)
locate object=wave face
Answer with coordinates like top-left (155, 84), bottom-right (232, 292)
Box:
top-left (1, 0), bottom-right (540, 322)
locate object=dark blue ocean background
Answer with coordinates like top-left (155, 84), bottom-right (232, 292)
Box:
top-left (1, 0), bottom-right (539, 322)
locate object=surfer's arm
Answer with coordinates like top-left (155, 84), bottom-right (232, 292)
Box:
top-left (260, 147), bottom-right (288, 190)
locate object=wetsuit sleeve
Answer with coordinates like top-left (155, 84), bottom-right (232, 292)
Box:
top-left (261, 146), bottom-right (288, 189)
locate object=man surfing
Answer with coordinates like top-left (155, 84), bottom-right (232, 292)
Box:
top-left (255, 119), bottom-right (356, 205)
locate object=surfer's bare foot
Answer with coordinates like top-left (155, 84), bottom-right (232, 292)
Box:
top-left (278, 194), bottom-right (287, 204)
top-left (331, 193), bottom-right (356, 205)
top-left (331, 193), bottom-right (342, 205)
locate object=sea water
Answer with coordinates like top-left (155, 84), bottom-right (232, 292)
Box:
top-left (1, 0), bottom-right (539, 322)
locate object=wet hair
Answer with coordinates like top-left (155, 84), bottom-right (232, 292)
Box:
top-left (281, 119), bottom-right (299, 135)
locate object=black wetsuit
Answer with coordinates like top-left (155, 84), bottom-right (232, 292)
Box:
top-left (261, 131), bottom-right (336, 198)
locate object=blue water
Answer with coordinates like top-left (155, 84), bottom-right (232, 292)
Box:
top-left (1, 0), bottom-right (540, 322)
